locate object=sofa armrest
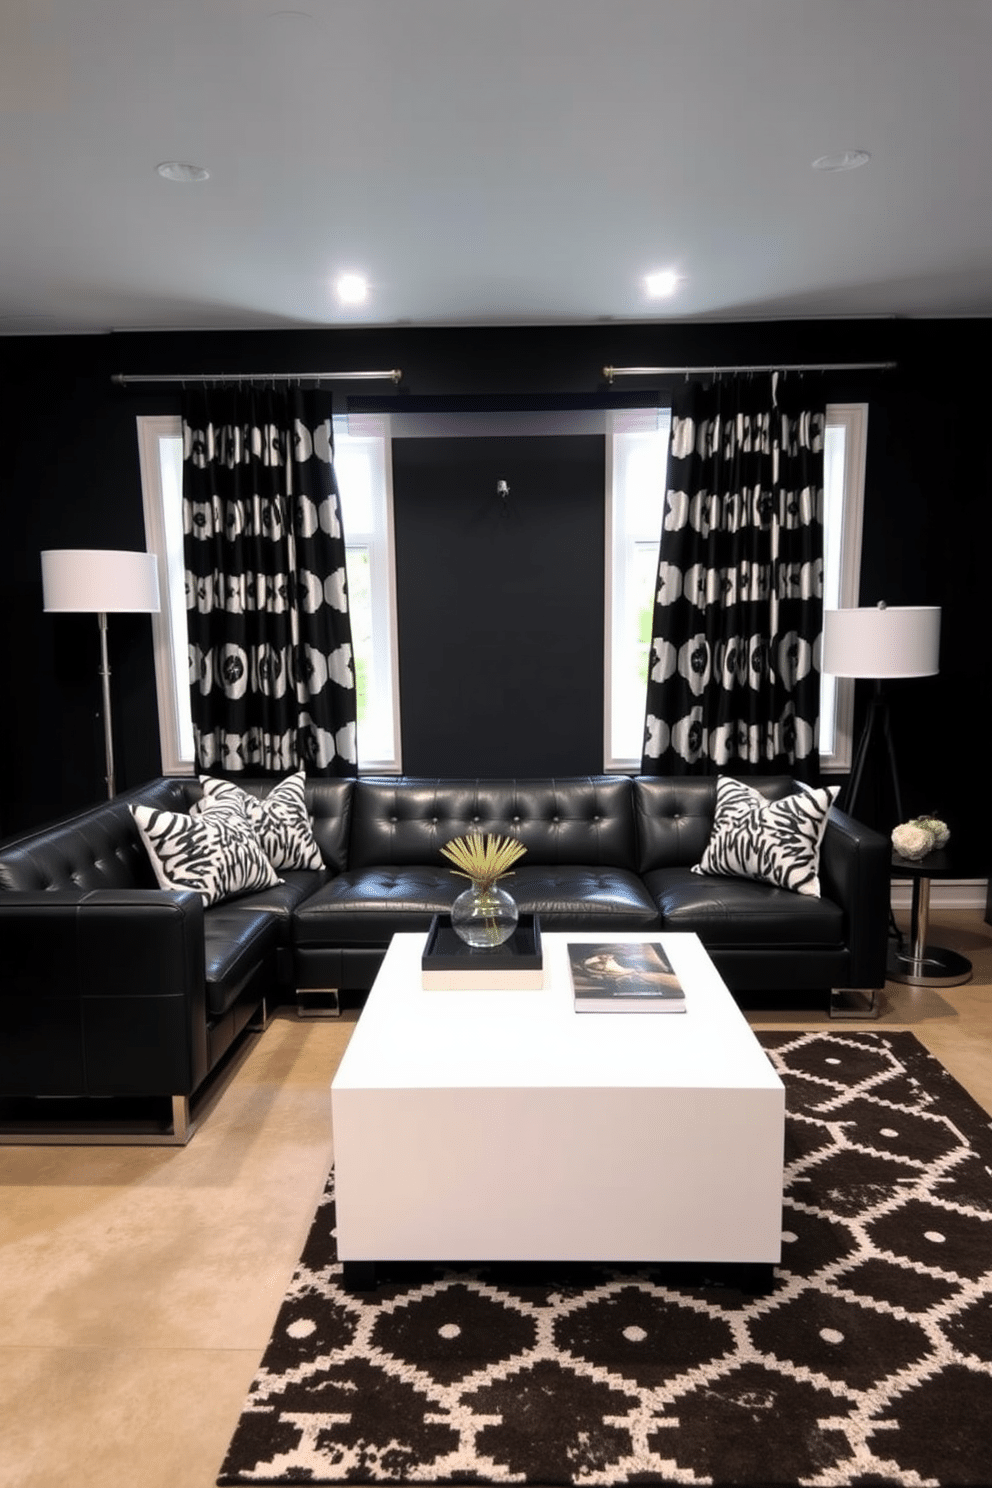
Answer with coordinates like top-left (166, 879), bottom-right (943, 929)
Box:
top-left (818, 807), bottom-right (890, 989)
top-left (0, 889), bottom-right (210, 1098)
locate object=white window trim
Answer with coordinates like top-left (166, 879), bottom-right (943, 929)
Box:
top-left (603, 408), bottom-right (672, 773)
top-left (136, 412), bottom-right (402, 776)
top-left (819, 403), bottom-right (868, 774)
top-left (137, 414), bottom-right (192, 775)
top-left (336, 413), bottom-right (403, 774)
top-left (603, 423), bottom-right (620, 771)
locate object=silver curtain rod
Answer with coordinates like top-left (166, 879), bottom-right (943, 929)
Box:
top-left (603, 361), bottom-right (896, 381)
top-left (111, 369), bottom-right (402, 386)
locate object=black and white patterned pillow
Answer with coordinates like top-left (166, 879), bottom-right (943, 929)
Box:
top-left (194, 771), bottom-right (324, 871)
top-left (130, 803), bottom-right (281, 907)
top-left (693, 777), bottom-right (839, 898)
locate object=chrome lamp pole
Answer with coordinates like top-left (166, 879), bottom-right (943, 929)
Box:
top-left (41, 549), bottom-right (161, 799)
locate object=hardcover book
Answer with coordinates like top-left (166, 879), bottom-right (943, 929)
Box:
top-left (567, 941), bottom-right (686, 1013)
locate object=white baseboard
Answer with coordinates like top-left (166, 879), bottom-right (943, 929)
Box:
top-left (890, 878), bottom-right (988, 913)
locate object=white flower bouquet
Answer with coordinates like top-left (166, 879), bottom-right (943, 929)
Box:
top-left (891, 816), bottom-right (950, 860)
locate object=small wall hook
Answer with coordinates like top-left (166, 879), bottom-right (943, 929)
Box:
top-left (496, 479), bottom-right (510, 499)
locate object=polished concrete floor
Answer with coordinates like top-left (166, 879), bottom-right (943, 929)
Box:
top-left (1, 910), bottom-right (990, 1488)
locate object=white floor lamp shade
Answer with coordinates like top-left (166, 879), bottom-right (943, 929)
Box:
top-left (41, 549), bottom-right (160, 615)
top-left (821, 603), bottom-right (941, 823)
top-left (821, 604), bottom-right (941, 680)
top-left (41, 549), bottom-right (161, 798)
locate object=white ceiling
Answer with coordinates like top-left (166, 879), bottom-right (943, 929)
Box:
top-left (2, 0), bottom-right (991, 335)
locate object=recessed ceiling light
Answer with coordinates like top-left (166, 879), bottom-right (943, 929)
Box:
top-left (812, 150), bottom-right (870, 173)
top-left (156, 161), bottom-right (210, 183)
top-left (336, 273), bottom-right (368, 305)
top-left (644, 270), bottom-right (680, 299)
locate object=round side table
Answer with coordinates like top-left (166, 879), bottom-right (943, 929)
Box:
top-left (888, 848), bottom-right (972, 987)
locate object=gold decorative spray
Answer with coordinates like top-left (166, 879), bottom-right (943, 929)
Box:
top-left (439, 832), bottom-right (527, 888)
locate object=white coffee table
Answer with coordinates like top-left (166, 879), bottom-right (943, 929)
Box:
top-left (331, 931), bottom-right (784, 1285)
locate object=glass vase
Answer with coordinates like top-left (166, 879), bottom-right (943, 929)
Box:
top-left (450, 881), bottom-right (519, 949)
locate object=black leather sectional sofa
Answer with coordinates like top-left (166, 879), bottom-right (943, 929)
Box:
top-left (0, 773), bottom-right (889, 1143)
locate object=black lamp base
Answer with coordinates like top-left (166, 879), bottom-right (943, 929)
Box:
top-left (840, 681), bottom-right (902, 825)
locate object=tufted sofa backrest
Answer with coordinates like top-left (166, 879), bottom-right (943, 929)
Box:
top-left (179, 775), bottom-right (355, 875)
top-left (1, 772), bottom-right (814, 890)
top-left (176, 776), bottom-right (355, 874)
top-left (632, 775), bottom-right (799, 873)
top-left (347, 777), bottom-right (638, 870)
top-left (0, 775), bottom-right (357, 890)
top-left (299, 779), bottom-right (354, 872)
top-left (0, 778), bottom-right (190, 892)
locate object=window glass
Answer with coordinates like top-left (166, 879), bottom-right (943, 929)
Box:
top-left (605, 410), bottom-right (671, 770)
top-left (158, 432), bottom-right (194, 761)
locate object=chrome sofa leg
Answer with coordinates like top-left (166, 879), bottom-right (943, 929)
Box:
top-left (829, 987), bottom-right (881, 1019)
top-left (297, 988), bottom-right (341, 1018)
top-left (247, 997), bottom-right (269, 1033)
top-left (171, 1095), bottom-right (192, 1144)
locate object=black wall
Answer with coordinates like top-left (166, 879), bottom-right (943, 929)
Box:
top-left (2, 318), bottom-right (989, 875)
top-left (393, 432), bottom-right (605, 775)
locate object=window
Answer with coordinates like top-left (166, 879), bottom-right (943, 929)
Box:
top-left (137, 412), bottom-right (401, 774)
top-left (137, 416), bottom-right (193, 773)
top-left (604, 407), bottom-right (672, 771)
top-left (327, 415), bottom-right (401, 772)
top-left (817, 405), bottom-right (868, 771)
top-left (604, 403), bottom-right (868, 773)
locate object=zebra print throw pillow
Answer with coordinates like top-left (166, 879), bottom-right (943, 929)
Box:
top-left (194, 771), bottom-right (324, 871)
top-left (130, 803), bottom-right (281, 907)
top-left (693, 777), bottom-right (839, 898)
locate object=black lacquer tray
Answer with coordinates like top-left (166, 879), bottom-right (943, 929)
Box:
top-left (421, 914), bottom-right (543, 986)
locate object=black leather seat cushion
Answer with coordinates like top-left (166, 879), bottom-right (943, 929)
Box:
top-left (294, 863), bottom-right (660, 945)
top-left (643, 866), bottom-right (845, 947)
top-left (225, 870), bottom-right (329, 937)
top-left (508, 865), bottom-right (660, 931)
top-left (202, 906), bottom-right (280, 1017)
top-left (294, 867), bottom-right (457, 944)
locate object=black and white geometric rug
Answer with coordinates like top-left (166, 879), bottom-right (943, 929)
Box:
top-left (218, 1032), bottom-right (992, 1486)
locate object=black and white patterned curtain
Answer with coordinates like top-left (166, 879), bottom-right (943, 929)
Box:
top-left (641, 373), bottom-right (825, 778)
top-left (182, 385), bottom-right (357, 777)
